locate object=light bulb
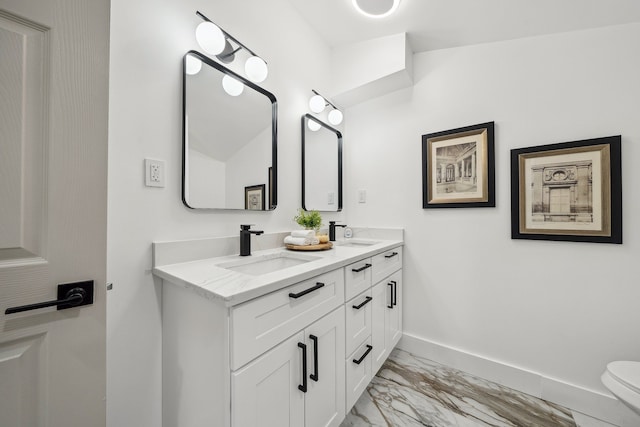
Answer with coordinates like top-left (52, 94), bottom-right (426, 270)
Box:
top-left (328, 109), bottom-right (343, 125)
top-left (245, 56), bottom-right (268, 83)
top-left (195, 21), bottom-right (225, 55)
top-left (222, 75), bottom-right (244, 96)
top-left (185, 55), bottom-right (202, 75)
top-left (309, 95), bottom-right (326, 113)
top-left (307, 119), bottom-right (321, 132)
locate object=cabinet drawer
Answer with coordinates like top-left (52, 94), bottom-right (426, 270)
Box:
top-left (231, 269), bottom-right (345, 370)
top-left (344, 257), bottom-right (372, 301)
top-left (345, 337), bottom-right (373, 412)
top-left (372, 247), bottom-right (402, 284)
top-left (345, 289), bottom-right (372, 356)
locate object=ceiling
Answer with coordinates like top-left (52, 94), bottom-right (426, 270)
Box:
top-left (287, 0), bottom-right (640, 53)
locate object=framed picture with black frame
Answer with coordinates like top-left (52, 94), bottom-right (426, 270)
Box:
top-left (422, 122), bottom-right (495, 208)
top-left (510, 135), bottom-right (622, 244)
top-left (244, 184), bottom-right (265, 211)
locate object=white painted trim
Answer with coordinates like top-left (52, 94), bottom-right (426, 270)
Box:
top-left (398, 332), bottom-right (628, 426)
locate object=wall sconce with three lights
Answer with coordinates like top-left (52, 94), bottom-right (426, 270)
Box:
top-left (187, 11), bottom-right (268, 96)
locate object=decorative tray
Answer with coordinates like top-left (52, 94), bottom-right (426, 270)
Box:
top-left (285, 242), bottom-right (333, 251)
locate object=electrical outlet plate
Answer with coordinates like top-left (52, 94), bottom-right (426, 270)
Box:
top-left (145, 159), bottom-right (165, 188)
top-left (358, 189), bottom-right (366, 203)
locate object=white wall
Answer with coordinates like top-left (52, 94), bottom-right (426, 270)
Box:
top-left (343, 23), bottom-right (640, 416)
top-left (107, 1), bottom-right (339, 426)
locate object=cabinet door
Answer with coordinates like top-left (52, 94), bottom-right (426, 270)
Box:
top-left (371, 280), bottom-right (389, 375)
top-left (305, 307), bottom-right (346, 427)
top-left (232, 332), bottom-right (305, 427)
top-left (387, 270), bottom-right (403, 349)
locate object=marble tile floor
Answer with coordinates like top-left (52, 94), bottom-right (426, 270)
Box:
top-left (341, 349), bottom-right (617, 427)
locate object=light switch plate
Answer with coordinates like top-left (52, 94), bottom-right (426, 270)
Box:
top-left (145, 158), bottom-right (165, 188)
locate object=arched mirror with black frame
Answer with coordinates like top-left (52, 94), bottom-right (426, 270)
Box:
top-left (302, 114), bottom-right (342, 212)
top-left (182, 50), bottom-right (277, 210)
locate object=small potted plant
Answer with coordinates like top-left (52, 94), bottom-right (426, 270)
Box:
top-left (293, 208), bottom-right (322, 233)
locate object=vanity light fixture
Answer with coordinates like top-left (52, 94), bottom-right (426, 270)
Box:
top-left (195, 11), bottom-right (269, 83)
top-left (222, 75), bottom-right (244, 96)
top-left (308, 90), bottom-right (343, 125)
top-left (185, 55), bottom-right (203, 75)
top-left (307, 119), bottom-right (321, 132)
top-left (352, 0), bottom-right (401, 18)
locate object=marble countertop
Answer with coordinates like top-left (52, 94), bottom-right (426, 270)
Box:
top-left (153, 236), bottom-right (403, 307)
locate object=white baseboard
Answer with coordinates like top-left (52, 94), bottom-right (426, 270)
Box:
top-left (398, 332), bottom-right (629, 426)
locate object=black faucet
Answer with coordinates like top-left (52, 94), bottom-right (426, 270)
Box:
top-left (328, 221), bottom-right (347, 242)
top-left (240, 224), bottom-right (264, 256)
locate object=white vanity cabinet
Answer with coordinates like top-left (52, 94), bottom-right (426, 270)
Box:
top-left (158, 240), bottom-right (403, 427)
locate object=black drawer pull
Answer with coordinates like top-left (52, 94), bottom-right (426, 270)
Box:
top-left (309, 335), bottom-right (319, 382)
top-left (298, 342), bottom-right (307, 392)
top-left (352, 296), bottom-right (372, 310)
top-left (387, 282), bottom-right (394, 309)
top-left (352, 345), bottom-right (373, 365)
top-left (351, 263), bottom-right (372, 273)
top-left (289, 282), bottom-right (324, 299)
top-left (384, 252), bottom-right (398, 259)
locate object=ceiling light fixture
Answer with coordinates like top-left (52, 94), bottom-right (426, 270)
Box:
top-left (308, 90), bottom-right (343, 125)
top-left (352, 0), bottom-right (400, 19)
top-left (195, 11), bottom-right (268, 83)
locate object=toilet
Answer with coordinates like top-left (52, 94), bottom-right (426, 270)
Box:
top-left (602, 361), bottom-right (640, 416)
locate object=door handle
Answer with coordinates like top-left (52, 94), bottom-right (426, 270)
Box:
top-left (387, 282), bottom-right (394, 309)
top-left (5, 281), bottom-right (94, 315)
top-left (390, 280), bottom-right (397, 307)
top-left (298, 342), bottom-right (308, 393)
top-left (309, 334), bottom-right (319, 382)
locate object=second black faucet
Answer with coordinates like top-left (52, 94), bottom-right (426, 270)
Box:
top-left (240, 224), bottom-right (264, 256)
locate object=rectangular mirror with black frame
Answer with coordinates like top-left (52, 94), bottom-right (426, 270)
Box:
top-left (302, 114), bottom-right (342, 212)
top-left (182, 50), bottom-right (277, 210)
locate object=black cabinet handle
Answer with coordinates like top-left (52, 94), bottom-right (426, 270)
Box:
top-left (309, 335), bottom-right (319, 382)
top-left (390, 280), bottom-right (397, 306)
top-left (298, 342), bottom-right (307, 392)
top-left (289, 282), bottom-right (324, 299)
top-left (387, 282), bottom-right (394, 309)
top-left (351, 263), bottom-right (372, 273)
top-left (352, 345), bottom-right (373, 365)
top-left (384, 252), bottom-right (398, 259)
top-left (5, 281), bottom-right (94, 315)
top-left (352, 296), bottom-right (372, 310)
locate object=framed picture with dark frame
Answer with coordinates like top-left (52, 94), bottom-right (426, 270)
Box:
top-left (244, 184), bottom-right (265, 211)
top-left (510, 135), bottom-right (622, 244)
top-left (422, 122), bottom-right (495, 208)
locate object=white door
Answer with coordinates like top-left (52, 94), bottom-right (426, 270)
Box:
top-left (305, 307), bottom-right (345, 427)
top-left (0, 0), bottom-right (109, 425)
top-left (232, 332), bottom-right (306, 427)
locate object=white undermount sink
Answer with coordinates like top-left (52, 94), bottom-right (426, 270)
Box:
top-left (218, 251), bottom-right (319, 276)
top-left (334, 239), bottom-right (380, 248)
